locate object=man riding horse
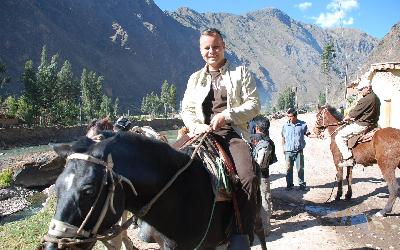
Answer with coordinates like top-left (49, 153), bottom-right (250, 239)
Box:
top-left (181, 28), bottom-right (260, 248)
top-left (336, 77), bottom-right (381, 168)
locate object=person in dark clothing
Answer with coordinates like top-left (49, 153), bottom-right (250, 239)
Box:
top-left (249, 115), bottom-right (277, 235)
top-left (335, 78), bottom-right (381, 167)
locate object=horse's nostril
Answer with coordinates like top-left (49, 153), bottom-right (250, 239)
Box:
top-left (42, 242), bottom-right (58, 250)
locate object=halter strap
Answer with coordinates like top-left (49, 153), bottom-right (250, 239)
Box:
top-left (67, 153), bottom-right (108, 167)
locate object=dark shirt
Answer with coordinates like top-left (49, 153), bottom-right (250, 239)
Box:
top-left (349, 92), bottom-right (380, 127)
top-left (202, 70), bottom-right (230, 129)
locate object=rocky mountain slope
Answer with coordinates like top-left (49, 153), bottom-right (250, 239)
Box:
top-left (355, 22), bottom-right (400, 76)
top-left (0, 0), bottom-right (202, 111)
top-left (0, 1), bottom-right (380, 110)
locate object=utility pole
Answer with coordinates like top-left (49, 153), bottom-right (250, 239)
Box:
top-left (339, 1), bottom-right (349, 107)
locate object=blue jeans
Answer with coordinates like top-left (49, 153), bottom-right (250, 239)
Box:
top-left (284, 151), bottom-right (306, 187)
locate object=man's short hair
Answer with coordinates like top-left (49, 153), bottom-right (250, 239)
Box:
top-left (286, 108), bottom-right (298, 117)
top-left (252, 115), bottom-right (270, 134)
top-left (201, 28), bottom-right (224, 40)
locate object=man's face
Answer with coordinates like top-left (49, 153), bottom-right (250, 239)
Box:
top-left (287, 113), bottom-right (297, 123)
top-left (199, 34), bottom-right (225, 70)
top-left (359, 86), bottom-right (370, 96)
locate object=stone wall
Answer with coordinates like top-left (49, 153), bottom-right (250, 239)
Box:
top-left (0, 118), bottom-right (184, 149)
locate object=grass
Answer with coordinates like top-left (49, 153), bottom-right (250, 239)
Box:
top-left (0, 195), bottom-right (56, 250)
top-left (0, 169), bottom-right (13, 189)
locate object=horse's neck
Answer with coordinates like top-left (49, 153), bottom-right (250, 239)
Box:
top-left (327, 124), bottom-right (340, 135)
top-left (325, 113), bottom-right (341, 136)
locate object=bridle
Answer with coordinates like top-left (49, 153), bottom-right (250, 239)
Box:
top-left (315, 107), bottom-right (346, 137)
top-left (43, 153), bottom-right (137, 249)
top-left (43, 133), bottom-right (208, 249)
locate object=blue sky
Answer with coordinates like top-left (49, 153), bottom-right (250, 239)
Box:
top-left (153, 0), bottom-right (400, 39)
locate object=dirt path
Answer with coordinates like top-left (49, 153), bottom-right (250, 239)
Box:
top-left (260, 113), bottom-right (400, 250)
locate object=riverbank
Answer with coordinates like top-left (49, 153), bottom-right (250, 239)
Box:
top-left (0, 118), bottom-right (183, 149)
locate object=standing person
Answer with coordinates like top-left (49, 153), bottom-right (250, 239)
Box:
top-left (281, 108), bottom-right (313, 191)
top-left (249, 115), bottom-right (277, 236)
top-left (335, 78), bottom-right (380, 167)
top-left (181, 28), bottom-right (260, 247)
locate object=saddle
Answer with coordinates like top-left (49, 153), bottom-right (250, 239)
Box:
top-left (172, 133), bottom-right (237, 202)
top-left (347, 127), bottom-right (380, 149)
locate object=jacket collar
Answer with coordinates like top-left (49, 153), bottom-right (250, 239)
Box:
top-left (201, 59), bottom-right (230, 75)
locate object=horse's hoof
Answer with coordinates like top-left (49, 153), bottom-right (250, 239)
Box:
top-left (335, 196), bottom-right (341, 201)
top-left (345, 194), bottom-right (352, 200)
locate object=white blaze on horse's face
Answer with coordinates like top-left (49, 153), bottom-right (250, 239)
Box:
top-left (64, 173), bottom-right (75, 191)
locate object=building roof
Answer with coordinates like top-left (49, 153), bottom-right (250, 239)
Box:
top-left (349, 62), bottom-right (400, 88)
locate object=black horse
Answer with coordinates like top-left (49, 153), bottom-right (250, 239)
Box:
top-left (43, 132), bottom-right (267, 249)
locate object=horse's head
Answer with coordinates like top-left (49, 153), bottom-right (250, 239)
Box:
top-left (43, 137), bottom-right (126, 250)
top-left (86, 117), bottom-right (114, 139)
top-left (314, 105), bottom-right (344, 137)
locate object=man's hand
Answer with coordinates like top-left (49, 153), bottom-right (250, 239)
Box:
top-left (193, 124), bottom-right (212, 135)
top-left (343, 115), bottom-right (353, 122)
top-left (210, 113), bottom-right (226, 131)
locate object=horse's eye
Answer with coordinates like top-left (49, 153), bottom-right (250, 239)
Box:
top-left (81, 185), bottom-right (95, 196)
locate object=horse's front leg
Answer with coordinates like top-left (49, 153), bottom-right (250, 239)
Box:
top-left (335, 166), bottom-right (343, 201)
top-left (345, 166), bottom-right (353, 200)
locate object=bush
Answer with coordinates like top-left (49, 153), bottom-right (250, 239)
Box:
top-left (0, 168), bottom-right (13, 188)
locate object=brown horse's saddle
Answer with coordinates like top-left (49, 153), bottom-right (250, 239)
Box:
top-left (348, 127), bottom-right (380, 149)
top-left (172, 134), bottom-right (234, 202)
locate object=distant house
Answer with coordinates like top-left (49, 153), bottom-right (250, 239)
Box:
top-left (347, 62), bottom-right (400, 129)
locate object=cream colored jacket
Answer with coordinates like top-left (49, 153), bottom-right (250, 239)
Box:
top-left (181, 61), bottom-right (261, 140)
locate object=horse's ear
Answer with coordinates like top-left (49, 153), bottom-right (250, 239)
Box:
top-left (51, 143), bottom-right (73, 159)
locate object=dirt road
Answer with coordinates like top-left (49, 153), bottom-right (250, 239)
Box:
top-left (260, 113), bottom-right (400, 250)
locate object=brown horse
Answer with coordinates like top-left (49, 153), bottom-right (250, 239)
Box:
top-left (314, 105), bottom-right (400, 216)
top-left (86, 117), bottom-right (114, 139)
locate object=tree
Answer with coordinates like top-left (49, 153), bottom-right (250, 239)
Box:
top-left (112, 97), bottom-right (119, 120)
top-left (321, 41), bottom-right (336, 104)
top-left (23, 60), bottom-right (39, 117)
top-left (276, 87), bottom-right (296, 111)
top-left (36, 46), bottom-right (60, 125)
top-left (160, 80), bottom-right (177, 117)
top-left (16, 96), bottom-right (35, 126)
top-left (0, 62), bottom-right (11, 88)
top-left (57, 60), bottom-right (79, 103)
top-left (318, 92), bottom-right (326, 106)
top-left (80, 68), bottom-right (105, 121)
top-left (53, 60), bottom-right (80, 125)
top-left (168, 83), bottom-right (177, 114)
top-left (99, 95), bottom-right (113, 118)
top-left (141, 92), bottom-right (162, 117)
top-left (3, 96), bottom-right (18, 118)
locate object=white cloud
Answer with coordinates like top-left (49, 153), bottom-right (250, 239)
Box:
top-left (296, 2), bottom-right (312, 11)
top-left (314, 0), bottom-right (359, 28)
top-left (343, 17), bottom-right (354, 25)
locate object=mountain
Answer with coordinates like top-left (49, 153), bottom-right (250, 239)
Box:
top-left (168, 7), bottom-right (378, 107)
top-left (0, 1), bottom-right (379, 111)
top-left (0, 0), bottom-right (202, 112)
top-left (355, 22), bottom-right (400, 77)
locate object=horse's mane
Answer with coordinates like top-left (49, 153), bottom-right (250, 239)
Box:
top-left (86, 117), bottom-right (113, 132)
top-left (324, 105), bottom-right (344, 121)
